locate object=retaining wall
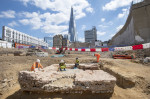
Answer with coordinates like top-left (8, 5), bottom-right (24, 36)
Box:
top-left (111, 0), bottom-right (150, 46)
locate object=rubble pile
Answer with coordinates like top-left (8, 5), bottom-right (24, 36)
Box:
top-left (19, 64), bottom-right (116, 94)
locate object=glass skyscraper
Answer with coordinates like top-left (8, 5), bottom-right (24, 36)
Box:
top-left (68, 7), bottom-right (77, 42)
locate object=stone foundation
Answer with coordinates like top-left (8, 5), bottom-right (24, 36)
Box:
top-left (19, 64), bottom-right (116, 94)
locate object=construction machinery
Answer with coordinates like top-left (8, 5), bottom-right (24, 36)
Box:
top-left (56, 47), bottom-right (66, 54)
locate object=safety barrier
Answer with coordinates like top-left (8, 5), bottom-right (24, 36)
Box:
top-left (49, 42), bottom-right (150, 52)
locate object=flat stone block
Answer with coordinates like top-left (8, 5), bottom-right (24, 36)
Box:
top-left (18, 64), bottom-right (116, 94)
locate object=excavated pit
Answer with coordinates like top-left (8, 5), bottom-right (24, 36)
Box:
top-left (99, 60), bottom-right (136, 89)
top-left (18, 64), bottom-right (116, 94)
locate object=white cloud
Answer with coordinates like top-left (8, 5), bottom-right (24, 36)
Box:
top-left (116, 25), bottom-right (123, 32)
top-left (18, 0), bottom-right (94, 34)
top-left (8, 21), bottom-right (18, 27)
top-left (42, 25), bottom-right (68, 34)
top-left (86, 7), bottom-right (94, 13)
top-left (75, 12), bottom-right (86, 19)
top-left (19, 0), bottom-right (93, 20)
top-left (101, 18), bottom-right (105, 22)
top-left (19, 11), bottom-right (69, 33)
top-left (19, 15), bottom-right (43, 30)
top-left (118, 8), bottom-right (129, 18)
top-left (97, 31), bottom-right (106, 36)
top-left (78, 37), bottom-right (85, 42)
top-left (98, 25), bottom-right (108, 28)
top-left (81, 25), bottom-right (86, 30)
top-left (0, 10), bottom-right (16, 18)
top-left (102, 0), bottom-right (132, 11)
top-left (19, 19), bottom-right (30, 25)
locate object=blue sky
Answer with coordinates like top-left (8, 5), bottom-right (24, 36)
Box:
top-left (0, 0), bottom-right (135, 42)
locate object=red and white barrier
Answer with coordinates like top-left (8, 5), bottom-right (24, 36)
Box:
top-left (49, 42), bottom-right (150, 52)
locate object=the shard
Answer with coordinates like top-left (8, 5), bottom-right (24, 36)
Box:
top-left (68, 7), bottom-right (77, 42)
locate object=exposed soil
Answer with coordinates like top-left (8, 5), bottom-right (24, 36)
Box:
top-left (0, 50), bottom-right (150, 99)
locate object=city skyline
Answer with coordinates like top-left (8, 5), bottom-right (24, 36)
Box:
top-left (0, 0), bottom-right (139, 42)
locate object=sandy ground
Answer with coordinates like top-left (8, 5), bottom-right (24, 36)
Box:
top-left (0, 53), bottom-right (150, 99)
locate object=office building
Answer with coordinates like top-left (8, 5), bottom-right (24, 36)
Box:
top-left (63, 34), bottom-right (70, 40)
top-left (53, 34), bottom-right (63, 48)
top-left (85, 26), bottom-right (97, 43)
top-left (84, 26), bottom-right (97, 48)
top-left (2, 26), bottom-right (48, 47)
top-left (62, 38), bottom-right (69, 47)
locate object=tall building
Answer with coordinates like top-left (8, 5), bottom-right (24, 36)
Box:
top-left (2, 26), bottom-right (48, 47)
top-left (68, 7), bottom-right (77, 42)
top-left (85, 26), bottom-right (97, 43)
top-left (44, 37), bottom-right (53, 47)
top-left (53, 34), bottom-right (63, 48)
top-left (63, 34), bottom-right (70, 40)
top-left (62, 38), bottom-right (69, 47)
top-left (85, 26), bottom-right (97, 48)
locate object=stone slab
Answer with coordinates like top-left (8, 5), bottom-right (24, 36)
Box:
top-left (18, 64), bottom-right (116, 94)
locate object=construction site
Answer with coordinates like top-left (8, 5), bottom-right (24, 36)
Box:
top-left (0, 47), bottom-right (149, 99)
top-left (0, 0), bottom-right (150, 99)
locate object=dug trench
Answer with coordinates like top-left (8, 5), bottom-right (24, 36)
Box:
top-left (99, 62), bottom-right (135, 89)
top-left (99, 59), bottom-right (150, 97)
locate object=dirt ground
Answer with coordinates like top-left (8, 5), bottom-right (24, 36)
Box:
top-left (0, 52), bottom-right (150, 99)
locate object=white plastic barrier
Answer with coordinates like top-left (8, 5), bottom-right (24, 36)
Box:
top-left (122, 46), bottom-right (133, 51)
top-left (143, 43), bottom-right (150, 49)
top-left (72, 48), bottom-right (75, 51)
top-left (78, 49), bottom-right (81, 51)
top-left (85, 49), bottom-right (90, 51)
top-left (114, 46), bottom-right (132, 51)
top-left (114, 47), bottom-right (121, 51)
top-left (49, 47), bottom-right (52, 49)
top-left (48, 42), bottom-right (150, 52)
top-left (115, 47), bottom-right (125, 51)
top-left (96, 48), bottom-right (102, 52)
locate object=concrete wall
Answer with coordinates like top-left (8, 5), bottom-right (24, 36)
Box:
top-left (111, 0), bottom-right (150, 46)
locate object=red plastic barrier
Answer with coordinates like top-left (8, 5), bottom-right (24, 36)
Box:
top-left (52, 47), bottom-right (56, 50)
top-left (81, 49), bottom-right (85, 51)
top-left (75, 48), bottom-right (78, 51)
top-left (70, 48), bottom-right (72, 51)
top-left (101, 48), bottom-right (109, 52)
top-left (65, 47), bottom-right (68, 50)
top-left (132, 44), bottom-right (143, 50)
top-left (90, 48), bottom-right (96, 52)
